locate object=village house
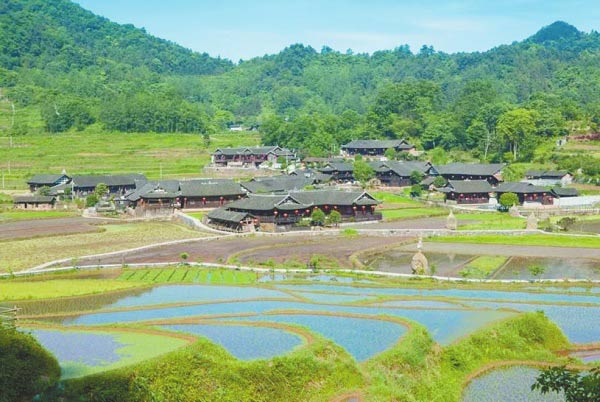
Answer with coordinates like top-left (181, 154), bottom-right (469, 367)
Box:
top-left (13, 195), bottom-right (57, 210)
top-left (370, 161), bottom-right (437, 187)
top-left (524, 170), bottom-right (573, 187)
top-left (179, 179), bottom-right (246, 208)
top-left (71, 174), bottom-right (147, 196)
top-left (550, 187), bottom-right (579, 199)
top-left (241, 175), bottom-right (318, 194)
top-left (208, 190), bottom-right (381, 231)
top-left (27, 173), bottom-right (70, 193)
top-left (340, 139), bottom-right (416, 158)
top-left (435, 163), bottom-right (505, 184)
top-left (211, 146), bottom-right (295, 168)
top-left (438, 180), bottom-right (494, 204)
top-left (495, 182), bottom-right (554, 205)
top-left (318, 162), bottom-right (355, 182)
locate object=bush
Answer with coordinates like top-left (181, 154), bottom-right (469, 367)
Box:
top-left (410, 184), bottom-right (422, 197)
top-left (85, 194), bottom-right (99, 208)
top-left (0, 327), bottom-right (60, 402)
top-left (432, 176), bottom-right (446, 188)
top-left (499, 192), bottom-right (519, 208)
top-left (310, 208), bottom-right (326, 226)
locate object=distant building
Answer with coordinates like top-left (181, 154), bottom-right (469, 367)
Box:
top-left (495, 182), bottom-right (554, 205)
top-left (13, 195), bottom-right (57, 210)
top-left (71, 174), bottom-right (147, 196)
top-left (437, 180), bottom-right (494, 204)
top-left (435, 163), bottom-right (505, 185)
top-left (208, 190), bottom-right (381, 231)
top-left (27, 174), bottom-right (70, 192)
top-left (550, 187), bottom-right (579, 198)
top-left (524, 170), bottom-right (572, 187)
top-left (341, 139), bottom-right (416, 158)
top-left (211, 146), bottom-right (295, 168)
top-left (319, 160), bottom-right (436, 186)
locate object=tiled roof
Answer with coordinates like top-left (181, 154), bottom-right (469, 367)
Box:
top-left (440, 180), bottom-right (493, 193)
top-left (435, 163), bottom-right (504, 176)
top-left (241, 176), bottom-right (314, 194)
top-left (72, 174), bottom-right (147, 188)
top-left (27, 174), bottom-right (69, 185)
top-left (342, 139), bottom-right (414, 150)
top-left (207, 208), bottom-right (253, 224)
top-left (179, 180), bottom-right (245, 198)
top-left (13, 195), bottom-right (56, 203)
top-left (551, 187), bottom-right (579, 197)
top-left (525, 170), bottom-right (570, 179)
top-left (495, 182), bottom-right (548, 194)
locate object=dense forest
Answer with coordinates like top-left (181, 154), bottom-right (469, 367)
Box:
top-left (1, 0), bottom-right (600, 174)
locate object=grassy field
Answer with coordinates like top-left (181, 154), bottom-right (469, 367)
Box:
top-left (459, 256), bottom-right (508, 278)
top-left (0, 210), bottom-right (77, 223)
top-left (371, 191), bottom-right (423, 208)
top-left (0, 130), bottom-right (260, 190)
top-left (0, 279), bottom-right (145, 301)
top-left (430, 233), bottom-right (600, 249)
top-left (0, 222), bottom-right (205, 272)
top-left (185, 212), bottom-right (205, 220)
top-left (382, 207), bottom-right (446, 220)
top-left (118, 267), bottom-right (258, 285)
top-left (456, 213), bottom-right (526, 230)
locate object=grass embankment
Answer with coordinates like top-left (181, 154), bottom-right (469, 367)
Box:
top-left (456, 213), bottom-right (526, 230)
top-left (118, 267), bottom-right (258, 285)
top-left (0, 131), bottom-right (260, 190)
top-left (459, 256), bottom-right (508, 279)
top-left (430, 233), bottom-right (600, 248)
top-left (185, 211), bottom-right (205, 220)
top-left (382, 207), bottom-right (446, 221)
top-left (364, 312), bottom-right (570, 401)
top-left (52, 337), bottom-right (363, 402)
top-left (0, 210), bottom-right (77, 222)
top-left (371, 192), bottom-right (423, 209)
top-left (0, 279), bottom-right (145, 301)
top-left (0, 222), bottom-right (205, 272)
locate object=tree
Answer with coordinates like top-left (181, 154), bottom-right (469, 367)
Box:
top-left (496, 109), bottom-right (538, 161)
top-left (0, 327), bottom-right (61, 402)
top-left (433, 176), bottom-right (446, 188)
top-left (384, 147), bottom-right (397, 161)
top-left (410, 170), bottom-right (424, 184)
top-left (557, 217), bottom-right (576, 231)
top-left (37, 186), bottom-right (51, 196)
top-left (180, 252), bottom-right (189, 264)
top-left (499, 192), bottom-right (519, 208)
top-left (410, 184), bottom-right (422, 197)
top-left (353, 160), bottom-right (375, 186)
top-left (328, 210), bottom-right (342, 227)
top-left (532, 366), bottom-right (599, 402)
top-left (94, 183), bottom-right (108, 199)
top-left (310, 208), bottom-right (326, 226)
top-left (85, 193), bottom-right (99, 207)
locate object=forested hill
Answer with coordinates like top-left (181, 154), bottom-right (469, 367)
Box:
top-left (0, 0), bottom-right (232, 74)
top-left (1, 0), bottom-right (600, 168)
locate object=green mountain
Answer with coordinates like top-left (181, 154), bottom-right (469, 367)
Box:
top-left (1, 0), bottom-right (600, 173)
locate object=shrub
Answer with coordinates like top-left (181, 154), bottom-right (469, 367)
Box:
top-left (0, 327), bottom-right (61, 401)
top-left (310, 208), bottom-right (326, 226)
top-left (499, 192), bottom-right (519, 208)
top-left (410, 184), bottom-right (422, 197)
top-left (85, 194), bottom-right (99, 208)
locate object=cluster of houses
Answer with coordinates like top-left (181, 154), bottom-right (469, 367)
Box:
top-left (14, 139), bottom-right (581, 230)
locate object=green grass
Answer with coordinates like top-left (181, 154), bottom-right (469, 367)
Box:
top-left (0, 279), bottom-right (145, 301)
top-left (371, 191), bottom-right (423, 208)
top-left (185, 212), bottom-right (205, 220)
top-left (0, 130), bottom-right (260, 190)
top-left (455, 213), bottom-right (526, 230)
top-left (118, 267), bottom-right (258, 285)
top-left (430, 233), bottom-right (600, 248)
top-left (459, 256), bottom-right (508, 279)
top-left (0, 210), bottom-right (77, 223)
top-left (382, 207), bottom-right (446, 220)
top-left (0, 222), bottom-right (206, 272)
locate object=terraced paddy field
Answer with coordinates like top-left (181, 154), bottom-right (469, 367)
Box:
top-left (7, 269), bottom-right (599, 401)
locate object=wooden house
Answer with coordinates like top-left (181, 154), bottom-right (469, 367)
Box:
top-left (438, 180), bottom-right (494, 204)
top-left (524, 170), bottom-right (573, 187)
top-left (71, 174), bottom-right (147, 196)
top-left (550, 187), bottom-right (579, 198)
top-left (211, 146), bottom-right (295, 168)
top-left (435, 163), bottom-right (504, 184)
top-left (13, 195), bottom-right (56, 210)
top-left (341, 139), bottom-right (416, 158)
top-left (370, 161), bottom-right (437, 187)
top-left (27, 174), bottom-right (70, 192)
top-left (179, 179), bottom-right (245, 208)
top-left (495, 182), bottom-right (553, 205)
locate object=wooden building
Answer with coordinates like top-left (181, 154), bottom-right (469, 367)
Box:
top-left (435, 163), bottom-right (504, 184)
top-left (13, 195), bottom-right (56, 210)
top-left (206, 209), bottom-right (255, 232)
top-left (524, 170), bottom-right (573, 187)
top-left (211, 146), bottom-right (295, 168)
top-left (241, 175), bottom-right (317, 194)
top-left (370, 161), bottom-right (437, 187)
top-left (179, 179), bottom-right (246, 208)
top-left (71, 174), bottom-right (147, 196)
top-left (27, 174), bottom-right (70, 192)
top-left (438, 180), bottom-right (494, 204)
top-left (213, 190), bottom-right (381, 230)
top-left (341, 139), bottom-right (416, 157)
top-left (495, 182), bottom-right (554, 205)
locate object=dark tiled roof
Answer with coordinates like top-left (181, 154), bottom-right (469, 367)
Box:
top-left (435, 163), bottom-right (504, 176)
top-left (226, 194), bottom-right (299, 211)
top-left (241, 176), bottom-right (314, 194)
top-left (212, 146), bottom-right (293, 156)
top-left (371, 161), bottom-right (432, 177)
top-left (13, 195), bottom-right (56, 203)
top-left (525, 170), bottom-right (570, 179)
top-left (440, 180), bottom-right (493, 194)
top-left (495, 182), bottom-right (548, 194)
top-left (72, 174), bottom-right (147, 188)
top-left (342, 139), bottom-right (414, 150)
top-left (291, 190), bottom-right (379, 206)
top-left (179, 180), bottom-right (245, 198)
top-left (27, 174), bottom-right (69, 185)
top-left (551, 187), bottom-right (579, 197)
top-left (319, 162), bottom-right (354, 173)
top-left (207, 208), bottom-right (253, 224)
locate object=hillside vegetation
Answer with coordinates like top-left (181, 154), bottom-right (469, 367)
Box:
top-left (1, 1), bottom-right (599, 178)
